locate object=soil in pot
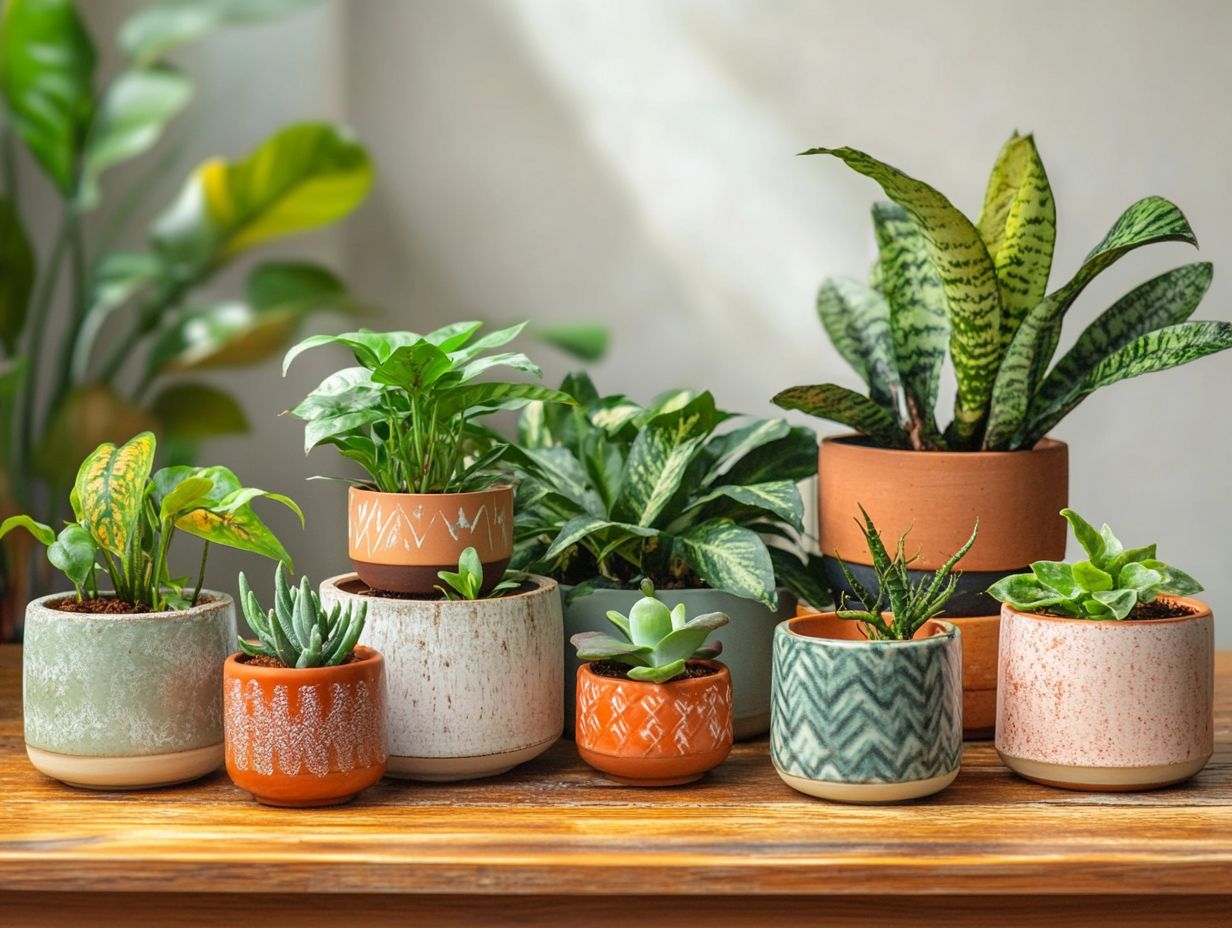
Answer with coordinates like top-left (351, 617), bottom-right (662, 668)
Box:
top-left (587, 661), bottom-right (720, 682)
top-left (50, 595), bottom-right (219, 615)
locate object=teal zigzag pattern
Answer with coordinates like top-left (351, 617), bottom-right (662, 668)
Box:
top-left (770, 627), bottom-right (962, 784)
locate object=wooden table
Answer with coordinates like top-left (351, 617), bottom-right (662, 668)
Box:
top-left (1, 645), bottom-right (1229, 926)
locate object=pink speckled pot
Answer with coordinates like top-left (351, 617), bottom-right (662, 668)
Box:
top-left (996, 598), bottom-right (1214, 791)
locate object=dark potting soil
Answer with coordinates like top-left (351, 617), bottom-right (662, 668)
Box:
top-left (588, 660), bottom-right (719, 683)
top-left (1040, 598), bottom-right (1199, 621)
top-left (51, 595), bottom-right (217, 615)
top-left (235, 651), bottom-right (360, 669)
top-left (346, 580), bottom-right (539, 601)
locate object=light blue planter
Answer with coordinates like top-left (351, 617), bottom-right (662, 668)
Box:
top-left (771, 614), bottom-right (962, 802)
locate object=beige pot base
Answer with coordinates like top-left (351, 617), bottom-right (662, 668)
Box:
top-left (385, 735), bottom-right (559, 782)
top-left (999, 752), bottom-right (1211, 791)
top-left (26, 743), bottom-right (223, 790)
top-left (775, 766), bottom-right (958, 803)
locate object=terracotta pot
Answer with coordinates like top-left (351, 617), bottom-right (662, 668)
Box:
top-left (771, 614), bottom-right (962, 803)
top-left (23, 592), bottom-right (235, 789)
top-left (950, 613), bottom-right (1000, 739)
top-left (575, 660), bottom-right (733, 786)
top-left (347, 485), bottom-right (513, 594)
top-left (996, 599), bottom-right (1214, 791)
top-left (223, 646), bottom-right (388, 807)
top-left (319, 574), bottom-right (562, 781)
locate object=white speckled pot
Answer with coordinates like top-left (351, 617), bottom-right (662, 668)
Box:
top-left (23, 592), bottom-right (236, 789)
top-left (320, 574), bottom-right (563, 781)
top-left (996, 598), bottom-right (1214, 791)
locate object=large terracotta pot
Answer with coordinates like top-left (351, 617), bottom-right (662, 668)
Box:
top-left (23, 592), bottom-right (235, 790)
top-left (771, 613), bottom-right (962, 803)
top-left (320, 573), bottom-right (562, 781)
top-left (575, 660), bottom-right (733, 786)
top-left (223, 646), bottom-right (388, 807)
top-left (347, 485), bottom-right (513, 594)
top-left (996, 599), bottom-right (1214, 791)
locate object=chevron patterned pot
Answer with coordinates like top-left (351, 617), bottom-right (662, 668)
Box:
top-left (771, 613), bottom-right (963, 803)
top-left (996, 599), bottom-right (1214, 791)
top-left (575, 660), bottom-right (733, 786)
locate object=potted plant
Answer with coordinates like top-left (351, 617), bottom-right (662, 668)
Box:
top-left (771, 508), bottom-right (971, 803)
top-left (503, 372), bottom-right (830, 740)
top-left (774, 133), bottom-right (1232, 735)
top-left (571, 581), bottom-right (733, 786)
top-left (0, 432), bottom-right (302, 789)
top-left (224, 565), bottom-right (387, 806)
top-left (319, 547), bottom-right (563, 781)
top-left (988, 509), bottom-right (1213, 791)
top-left (283, 321), bottom-right (572, 595)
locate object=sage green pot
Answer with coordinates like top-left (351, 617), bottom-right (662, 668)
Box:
top-left (563, 586), bottom-right (796, 740)
top-left (23, 591), bottom-right (236, 790)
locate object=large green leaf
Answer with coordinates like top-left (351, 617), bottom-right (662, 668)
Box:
top-left (803, 147), bottom-right (1003, 447)
top-left (0, 514), bottom-right (55, 546)
top-left (121, 0), bottom-right (324, 67)
top-left (977, 133), bottom-right (1056, 345)
top-left (543, 515), bottom-right (658, 561)
top-left (615, 391), bottom-right (717, 526)
top-left (674, 518), bottom-right (776, 608)
top-left (686, 480), bottom-right (804, 532)
top-left (772, 384), bottom-right (908, 449)
top-left (0, 196), bottom-right (34, 352)
top-left (74, 431), bottom-right (157, 556)
top-left (531, 322), bottom-right (609, 361)
top-left (0, 0), bottom-right (95, 193)
top-left (150, 382), bottom-right (249, 441)
top-left (698, 417), bottom-right (789, 486)
top-left (719, 425), bottom-right (818, 485)
top-left (815, 276), bottom-right (901, 413)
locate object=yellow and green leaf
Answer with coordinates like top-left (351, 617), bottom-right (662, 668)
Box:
top-left (74, 431), bottom-right (156, 556)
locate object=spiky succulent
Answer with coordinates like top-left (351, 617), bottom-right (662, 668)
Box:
top-left (570, 580), bottom-right (730, 684)
top-left (237, 564), bottom-right (367, 668)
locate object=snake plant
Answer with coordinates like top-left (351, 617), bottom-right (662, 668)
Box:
top-left (237, 564), bottom-right (366, 668)
top-left (775, 133), bottom-right (1232, 451)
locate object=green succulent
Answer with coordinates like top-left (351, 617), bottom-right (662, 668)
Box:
top-left (436, 546), bottom-right (521, 600)
top-left (238, 564), bottom-right (366, 668)
top-left (987, 509), bottom-right (1202, 621)
top-left (835, 506), bottom-right (977, 641)
top-left (570, 579), bottom-right (730, 684)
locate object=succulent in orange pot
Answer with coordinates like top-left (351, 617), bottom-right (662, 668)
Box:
top-left (571, 581), bottom-right (733, 787)
top-left (224, 565), bottom-right (387, 807)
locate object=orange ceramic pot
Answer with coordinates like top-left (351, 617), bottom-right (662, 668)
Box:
top-left (347, 485), bottom-right (514, 594)
top-left (223, 646), bottom-right (388, 807)
top-left (575, 661), bottom-right (733, 787)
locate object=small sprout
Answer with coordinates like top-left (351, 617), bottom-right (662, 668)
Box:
top-left (237, 563), bottom-right (367, 668)
top-left (436, 546), bottom-right (521, 600)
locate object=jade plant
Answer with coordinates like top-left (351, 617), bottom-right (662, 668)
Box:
top-left (571, 580), bottom-right (730, 683)
top-left (774, 133), bottom-right (1232, 451)
top-left (835, 506), bottom-right (977, 641)
top-left (988, 509), bottom-right (1202, 620)
top-left (436, 546), bottom-right (521, 600)
top-left (283, 322), bottom-right (573, 494)
top-left (238, 564), bottom-right (366, 668)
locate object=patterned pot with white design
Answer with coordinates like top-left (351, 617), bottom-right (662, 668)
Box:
top-left (23, 591), bottom-right (236, 790)
top-left (320, 573), bottom-right (563, 781)
top-left (347, 485), bottom-right (513, 594)
top-left (223, 645), bottom-right (388, 807)
top-left (771, 613), bottom-right (962, 803)
top-left (575, 660), bottom-right (733, 787)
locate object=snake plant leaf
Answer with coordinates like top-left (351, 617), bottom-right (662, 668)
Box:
top-left (0, 514), bottom-right (56, 547)
top-left (815, 277), bottom-right (902, 414)
top-left (685, 480), bottom-right (804, 532)
top-left (74, 432), bottom-right (157, 556)
top-left (802, 147), bottom-right (1003, 447)
top-left (120, 0), bottom-right (323, 67)
top-left (615, 391), bottom-right (716, 526)
top-left (976, 133), bottom-right (1056, 345)
top-left (772, 384), bottom-right (909, 449)
top-left (543, 515), bottom-right (658, 561)
top-left (674, 518), bottom-right (776, 608)
top-left (0, 197), bottom-right (35, 353)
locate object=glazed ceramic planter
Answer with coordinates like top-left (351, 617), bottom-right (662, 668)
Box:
top-left (771, 613), bottom-right (963, 803)
top-left (223, 645), bottom-right (388, 807)
top-left (996, 599), bottom-right (1214, 790)
top-left (575, 660), bottom-right (733, 786)
top-left (347, 485), bottom-right (513, 594)
top-left (23, 591), bottom-right (236, 789)
top-left (563, 586), bottom-right (794, 740)
top-left (320, 573), bottom-right (562, 780)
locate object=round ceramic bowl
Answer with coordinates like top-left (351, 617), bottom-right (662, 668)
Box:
top-left (771, 614), bottom-right (963, 803)
top-left (320, 573), bottom-right (563, 781)
top-left (996, 599), bottom-right (1214, 790)
top-left (23, 591), bottom-right (236, 789)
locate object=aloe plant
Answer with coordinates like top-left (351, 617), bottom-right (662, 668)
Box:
top-left (775, 134), bottom-right (1232, 451)
top-left (436, 546), bottom-right (521, 600)
top-left (238, 564), bottom-right (365, 668)
top-left (988, 509), bottom-right (1202, 620)
top-left (571, 579), bottom-right (729, 684)
top-left (835, 506), bottom-right (977, 640)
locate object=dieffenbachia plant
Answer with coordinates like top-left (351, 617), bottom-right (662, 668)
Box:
top-left (836, 506), bottom-right (977, 641)
top-left (987, 509), bottom-right (1202, 620)
top-left (0, 431), bottom-right (301, 610)
top-left (436, 546), bottom-right (521, 600)
top-left (501, 372), bottom-right (832, 610)
top-left (238, 564), bottom-right (365, 668)
top-left (571, 580), bottom-right (729, 684)
top-left (774, 133), bottom-right (1232, 451)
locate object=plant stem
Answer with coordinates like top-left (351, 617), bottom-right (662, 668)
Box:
top-left (18, 217), bottom-right (71, 476)
top-left (191, 541), bottom-right (209, 606)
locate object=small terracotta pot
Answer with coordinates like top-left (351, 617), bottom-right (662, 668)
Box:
top-left (950, 613), bottom-right (1000, 739)
top-left (223, 646), bottom-right (388, 807)
top-left (575, 661), bottom-right (733, 787)
top-left (347, 485), bottom-right (513, 594)
top-left (996, 599), bottom-right (1214, 791)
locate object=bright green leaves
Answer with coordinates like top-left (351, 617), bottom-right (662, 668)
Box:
top-left (674, 518), bottom-right (776, 608)
top-left (239, 562), bottom-right (366, 669)
top-left (0, 516), bottom-right (102, 601)
top-left (0, 197), bottom-right (35, 353)
top-left (121, 0), bottom-right (324, 67)
top-left (616, 392), bottom-right (717, 526)
top-left (0, 514), bottom-right (56, 546)
top-left (772, 384), bottom-right (908, 449)
top-left (435, 545), bottom-right (520, 600)
top-left (75, 431), bottom-right (157, 556)
top-left (816, 277), bottom-right (900, 412)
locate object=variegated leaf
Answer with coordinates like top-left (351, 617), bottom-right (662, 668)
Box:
top-left (685, 480), bottom-right (804, 532)
top-left (815, 277), bottom-right (902, 415)
top-left (74, 431), bottom-right (156, 556)
top-left (176, 505), bottom-right (295, 569)
top-left (674, 518), bottom-right (776, 608)
top-left (772, 384), bottom-right (908, 449)
top-left (615, 392), bottom-right (716, 526)
top-left (543, 515), bottom-right (657, 561)
top-left (698, 418), bottom-right (789, 487)
top-left (720, 426), bottom-right (818, 485)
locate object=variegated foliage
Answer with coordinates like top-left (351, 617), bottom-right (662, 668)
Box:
top-left (778, 133), bottom-right (1232, 450)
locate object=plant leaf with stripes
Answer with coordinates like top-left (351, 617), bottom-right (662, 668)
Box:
top-left (815, 276), bottom-right (901, 414)
top-left (698, 417), bottom-right (789, 486)
top-left (74, 431), bottom-right (156, 556)
top-left (773, 384), bottom-right (908, 449)
top-left (674, 518), bottom-right (777, 608)
top-left (615, 391), bottom-right (716, 526)
top-left (685, 480), bottom-right (804, 532)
